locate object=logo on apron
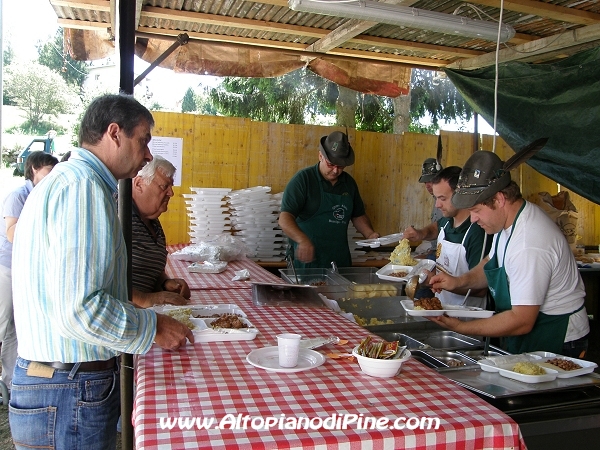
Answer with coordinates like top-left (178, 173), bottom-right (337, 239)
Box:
top-left (333, 207), bottom-right (345, 220)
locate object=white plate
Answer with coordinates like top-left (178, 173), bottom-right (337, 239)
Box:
top-left (527, 351), bottom-right (598, 378)
top-left (356, 232), bottom-right (404, 248)
top-left (400, 300), bottom-right (494, 318)
top-left (496, 362), bottom-right (559, 383)
top-left (376, 263), bottom-right (413, 282)
top-left (153, 305), bottom-right (258, 342)
top-left (246, 347), bottom-right (326, 373)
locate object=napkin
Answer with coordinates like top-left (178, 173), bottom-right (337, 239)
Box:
top-left (232, 269), bottom-right (250, 281)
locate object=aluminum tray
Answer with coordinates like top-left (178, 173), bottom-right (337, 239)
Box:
top-left (417, 349), bottom-right (479, 367)
top-left (443, 367), bottom-right (600, 398)
top-left (408, 330), bottom-right (483, 349)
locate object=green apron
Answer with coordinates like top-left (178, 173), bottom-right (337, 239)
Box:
top-left (483, 201), bottom-right (574, 354)
top-left (292, 171), bottom-right (353, 269)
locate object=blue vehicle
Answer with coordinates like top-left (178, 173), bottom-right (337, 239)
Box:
top-left (13, 131), bottom-right (56, 176)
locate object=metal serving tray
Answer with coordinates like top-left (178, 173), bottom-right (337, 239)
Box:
top-left (367, 332), bottom-right (426, 349)
top-left (409, 330), bottom-right (483, 349)
top-left (417, 349), bottom-right (479, 367)
top-left (443, 367), bottom-right (600, 398)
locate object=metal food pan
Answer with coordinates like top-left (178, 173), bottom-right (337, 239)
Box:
top-left (335, 268), bottom-right (392, 285)
top-left (418, 349), bottom-right (478, 367)
top-left (336, 296), bottom-right (408, 326)
top-left (457, 347), bottom-right (510, 360)
top-left (409, 330), bottom-right (483, 349)
top-left (279, 268), bottom-right (348, 286)
top-left (410, 351), bottom-right (447, 369)
top-left (367, 332), bottom-right (425, 349)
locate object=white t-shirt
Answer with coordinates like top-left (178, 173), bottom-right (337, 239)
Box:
top-left (489, 202), bottom-right (589, 342)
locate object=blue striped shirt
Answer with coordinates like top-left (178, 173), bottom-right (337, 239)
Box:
top-left (12, 148), bottom-right (157, 362)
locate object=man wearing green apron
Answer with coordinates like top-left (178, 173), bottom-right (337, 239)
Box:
top-left (404, 166), bottom-right (491, 308)
top-left (429, 150), bottom-right (589, 357)
top-left (279, 131), bottom-right (379, 268)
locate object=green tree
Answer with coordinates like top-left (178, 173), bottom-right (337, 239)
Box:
top-left (181, 87), bottom-right (197, 113)
top-left (3, 43), bottom-right (17, 106)
top-left (3, 43), bottom-right (14, 67)
top-left (207, 68), bottom-right (336, 124)
top-left (37, 28), bottom-right (89, 89)
top-left (4, 62), bottom-right (79, 133)
top-left (410, 69), bottom-right (473, 128)
top-left (204, 67), bottom-right (472, 133)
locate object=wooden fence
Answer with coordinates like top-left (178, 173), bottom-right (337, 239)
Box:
top-left (152, 112), bottom-right (600, 249)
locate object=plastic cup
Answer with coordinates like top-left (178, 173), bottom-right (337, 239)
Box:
top-left (277, 333), bottom-right (302, 368)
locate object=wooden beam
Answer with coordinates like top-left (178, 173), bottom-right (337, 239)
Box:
top-left (141, 6), bottom-right (326, 39)
top-left (465, 0), bottom-right (600, 26)
top-left (141, 6), bottom-right (479, 59)
top-left (137, 27), bottom-right (450, 68)
top-left (50, 0), bottom-right (110, 11)
top-left (58, 18), bottom-right (110, 30)
top-left (447, 22), bottom-right (600, 69)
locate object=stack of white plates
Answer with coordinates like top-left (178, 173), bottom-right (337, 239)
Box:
top-left (227, 187), bottom-right (285, 262)
top-left (184, 187), bottom-right (232, 243)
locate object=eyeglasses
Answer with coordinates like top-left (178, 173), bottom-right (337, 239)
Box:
top-left (322, 158), bottom-right (345, 171)
top-left (152, 178), bottom-right (174, 192)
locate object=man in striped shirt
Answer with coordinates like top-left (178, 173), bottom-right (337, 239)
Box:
top-left (130, 156), bottom-right (190, 307)
top-left (9, 94), bottom-right (194, 449)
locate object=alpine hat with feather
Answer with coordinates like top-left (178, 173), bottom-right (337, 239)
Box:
top-left (452, 137), bottom-right (549, 209)
top-left (319, 131), bottom-right (355, 167)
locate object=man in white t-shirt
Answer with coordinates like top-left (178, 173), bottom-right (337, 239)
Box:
top-left (430, 150), bottom-right (589, 357)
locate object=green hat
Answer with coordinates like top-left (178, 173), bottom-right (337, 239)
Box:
top-left (419, 158), bottom-right (442, 183)
top-left (319, 131), bottom-right (355, 166)
top-left (452, 151), bottom-right (511, 209)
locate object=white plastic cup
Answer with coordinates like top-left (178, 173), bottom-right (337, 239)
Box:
top-left (277, 333), bottom-right (302, 368)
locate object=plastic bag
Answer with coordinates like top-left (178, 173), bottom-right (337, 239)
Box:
top-left (171, 235), bottom-right (248, 262)
top-left (188, 261), bottom-right (228, 273)
top-left (535, 191), bottom-right (579, 251)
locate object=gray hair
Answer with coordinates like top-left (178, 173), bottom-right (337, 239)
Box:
top-left (137, 155), bottom-right (176, 184)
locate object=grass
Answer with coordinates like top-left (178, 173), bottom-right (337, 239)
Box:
top-left (0, 404), bottom-right (14, 450)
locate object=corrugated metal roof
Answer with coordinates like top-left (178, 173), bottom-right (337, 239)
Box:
top-left (51, 0), bottom-right (600, 71)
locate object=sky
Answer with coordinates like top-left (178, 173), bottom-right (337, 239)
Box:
top-left (1, 0), bottom-right (495, 132)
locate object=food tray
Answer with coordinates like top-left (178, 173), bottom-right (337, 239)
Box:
top-left (355, 232), bottom-right (404, 248)
top-left (376, 263), bottom-right (413, 282)
top-left (496, 362), bottom-right (559, 383)
top-left (400, 300), bottom-right (494, 318)
top-left (153, 304), bottom-right (258, 342)
top-left (525, 351), bottom-right (597, 378)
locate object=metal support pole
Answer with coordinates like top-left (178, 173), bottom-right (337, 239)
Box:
top-left (134, 33), bottom-right (189, 86)
top-left (117, 1), bottom-right (136, 449)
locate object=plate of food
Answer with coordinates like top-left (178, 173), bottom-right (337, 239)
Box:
top-left (400, 299), bottom-right (494, 318)
top-left (496, 361), bottom-right (559, 383)
top-left (376, 263), bottom-right (413, 282)
top-left (527, 351), bottom-right (598, 378)
top-left (158, 305), bottom-right (258, 342)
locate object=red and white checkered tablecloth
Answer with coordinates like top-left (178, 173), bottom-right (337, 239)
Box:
top-left (166, 244), bottom-right (283, 289)
top-left (133, 279), bottom-right (526, 449)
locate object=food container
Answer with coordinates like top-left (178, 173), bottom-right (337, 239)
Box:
top-left (352, 346), bottom-right (411, 378)
top-left (409, 330), bottom-right (483, 349)
top-left (279, 268), bottom-right (349, 299)
top-left (416, 349), bottom-right (478, 367)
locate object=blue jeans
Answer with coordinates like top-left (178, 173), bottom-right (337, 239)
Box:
top-left (9, 357), bottom-right (120, 450)
top-left (562, 336), bottom-right (589, 359)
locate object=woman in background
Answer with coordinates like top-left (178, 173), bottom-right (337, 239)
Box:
top-left (0, 151), bottom-right (58, 389)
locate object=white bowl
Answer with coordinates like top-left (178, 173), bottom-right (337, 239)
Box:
top-left (352, 346), bottom-right (411, 378)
